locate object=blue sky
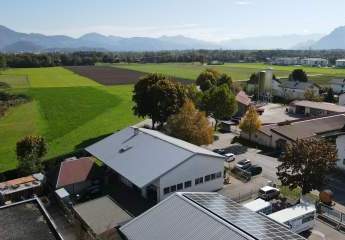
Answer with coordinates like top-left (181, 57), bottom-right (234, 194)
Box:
top-left (1, 0), bottom-right (345, 41)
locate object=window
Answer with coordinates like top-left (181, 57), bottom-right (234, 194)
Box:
top-left (216, 172), bottom-right (222, 178)
top-left (177, 183), bottom-right (183, 190)
top-left (195, 177), bottom-right (203, 185)
top-left (205, 175), bottom-right (211, 182)
top-left (184, 181), bottom-right (192, 188)
top-left (163, 187), bottom-right (170, 195)
top-left (211, 173), bottom-right (216, 180)
top-left (170, 185), bottom-right (176, 192)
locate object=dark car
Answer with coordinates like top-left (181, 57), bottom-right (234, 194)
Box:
top-left (246, 165), bottom-right (262, 176)
top-left (236, 159), bottom-right (251, 170)
top-left (213, 149), bottom-right (226, 155)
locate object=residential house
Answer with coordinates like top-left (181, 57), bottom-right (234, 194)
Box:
top-left (86, 127), bottom-right (225, 203)
top-left (119, 192), bottom-right (305, 240)
top-left (330, 78), bottom-right (345, 94)
top-left (272, 57), bottom-right (300, 66)
top-left (279, 81), bottom-right (320, 100)
top-left (240, 114), bottom-right (345, 170)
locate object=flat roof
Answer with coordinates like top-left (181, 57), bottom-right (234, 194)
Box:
top-left (268, 203), bottom-right (316, 224)
top-left (120, 192), bottom-right (305, 240)
top-left (73, 195), bottom-right (132, 236)
top-left (291, 100), bottom-right (345, 113)
top-left (243, 199), bottom-right (271, 212)
top-left (0, 198), bottom-right (62, 240)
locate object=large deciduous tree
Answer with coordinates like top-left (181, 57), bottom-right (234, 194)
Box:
top-left (289, 69), bottom-right (308, 82)
top-left (132, 73), bottom-right (187, 128)
top-left (277, 138), bottom-right (337, 195)
top-left (202, 84), bottom-right (237, 130)
top-left (239, 105), bottom-right (261, 141)
top-left (196, 69), bottom-right (220, 91)
top-left (165, 100), bottom-right (214, 145)
top-left (16, 135), bottom-right (47, 175)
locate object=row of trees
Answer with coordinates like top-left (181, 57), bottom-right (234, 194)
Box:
top-left (132, 69), bottom-right (239, 145)
top-left (2, 49), bottom-right (345, 67)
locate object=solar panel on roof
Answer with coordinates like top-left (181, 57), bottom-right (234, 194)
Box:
top-left (183, 193), bottom-right (305, 240)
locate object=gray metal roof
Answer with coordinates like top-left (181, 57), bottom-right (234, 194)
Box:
top-left (73, 196), bottom-right (132, 235)
top-left (120, 192), bottom-right (305, 240)
top-left (86, 127), bottom-right (223, 188)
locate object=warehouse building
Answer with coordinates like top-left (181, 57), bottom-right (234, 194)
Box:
top-left (86, 127), bottom-right (225, 203)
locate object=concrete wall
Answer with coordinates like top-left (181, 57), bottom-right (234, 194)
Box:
top-left (158, 155), bottom-right (224, 201)
top-left (240, 131), bottom-right (272, 148)
top-left (281, 88), bottom-right (319, 100)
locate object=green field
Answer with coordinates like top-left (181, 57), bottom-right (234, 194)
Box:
top-left (110, 62), bottom-right (345, 85)
top-left (0, 67), bottom-right (139, 172)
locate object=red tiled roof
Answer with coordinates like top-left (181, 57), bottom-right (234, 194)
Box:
top-left (56, 157), bottom-right (94, 188)
top-left (236, 91), bottom-right (251, 106)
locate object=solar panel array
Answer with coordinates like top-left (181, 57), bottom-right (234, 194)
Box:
top-left (183, 193), bottom-right (306, 240)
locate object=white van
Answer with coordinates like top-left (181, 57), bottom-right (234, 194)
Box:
top-left (267, 203), bottom-right (316, 233)
top-left (243, 198), bottom-right (272, 215)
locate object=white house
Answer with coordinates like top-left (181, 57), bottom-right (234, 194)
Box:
top-left (330, 78), bottom-right (345, 94)
top-left (279, 81), bottom-right (320, 100)
top-left (300, 58), bottom-right (328, 67)
top-left (86, 127), bottom-right (225, 203)
top-left (336, 59), bottom-right (345, 68)
top-left (120, 192), bottom-right (305, 240)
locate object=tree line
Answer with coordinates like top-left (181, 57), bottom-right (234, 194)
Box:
top-left (2, 49), bottom-right (345, 68)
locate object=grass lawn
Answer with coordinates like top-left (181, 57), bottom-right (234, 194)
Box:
top-left (0, 67), bottom-right (140, 173)
top-left (110, 62), bottom-right (345, 85)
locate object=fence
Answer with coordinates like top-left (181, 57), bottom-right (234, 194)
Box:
top-left (317, 202), bottom-right (345, 231)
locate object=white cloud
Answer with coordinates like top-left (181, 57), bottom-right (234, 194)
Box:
top-left (235, 1), bottom-right (252, 5)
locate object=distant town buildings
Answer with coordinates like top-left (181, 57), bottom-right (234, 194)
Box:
top-left (336, 59), bottom-right (345, 68)
top-left (272, 57), bottom-right (329, 67)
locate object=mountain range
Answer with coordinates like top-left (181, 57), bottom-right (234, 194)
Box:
top-left (0, 25), bottom-right (345, 52)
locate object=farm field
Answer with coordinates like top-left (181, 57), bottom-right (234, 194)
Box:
top-left (109, 62), bottom-right (345, 85)
top-left (67, 66), bottom-right (191, 85)
top-left (0, 67), bottom-right (140, 172)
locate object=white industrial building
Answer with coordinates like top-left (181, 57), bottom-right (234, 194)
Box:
top-left (300, 58), bottom-right (328, 67)
top-left (336, 59), bottom-right (345, 68)
top-left (86, 127), bottom-right (224, 203)
top-left (330, 78), bottom-right (345, 94)
top-left (120, 192), bottom-right (305, 240)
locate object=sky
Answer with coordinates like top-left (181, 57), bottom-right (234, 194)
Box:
top-left (1, 0), bottom-right (345, 41)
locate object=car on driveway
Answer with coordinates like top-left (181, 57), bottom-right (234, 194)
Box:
top-left (225, 153), bottom-right (235, 162)
top-left (258, 186), bottom-right (280, 201)
top-left (236, 159), bottom-right (251, 170)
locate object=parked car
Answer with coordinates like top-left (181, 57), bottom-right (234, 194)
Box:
top-left (213, 149), bottom-right (226, 155)
top-left (225, 153), bottom-right (235, 162)
top-left (258, 186), bottom-right (280, 201)
top-left (236, 159), bottom-right (251, 170)
top-left (246, 165), bottom-right (262, 176)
